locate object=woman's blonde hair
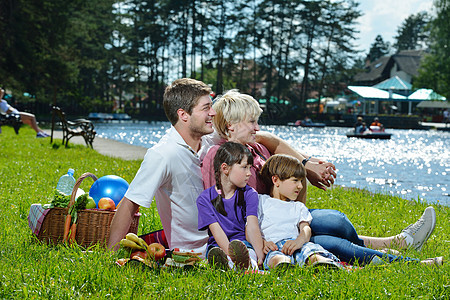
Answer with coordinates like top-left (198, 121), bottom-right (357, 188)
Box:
top-left (260, 154), bottom-right (306, 189)
top-left (212, 89), bottom-right (263, 139)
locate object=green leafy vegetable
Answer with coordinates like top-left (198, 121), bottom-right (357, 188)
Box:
top-left (69, 193), bottom-right (90, 223)
top-left (43, 189), bottom-right (70, 209)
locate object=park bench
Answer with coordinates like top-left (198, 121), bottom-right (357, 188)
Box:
top-left (51, 106), bottom-right (96, 148)
top-left (0, 113), bottom-right (22, 134)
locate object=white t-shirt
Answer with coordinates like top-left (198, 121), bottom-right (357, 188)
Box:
top-left (258, 194), bottom-right (312, 243)
top-left (0, 99), bottom-right (18, 115)
top-left (125, 126), bottom-right (216, 254)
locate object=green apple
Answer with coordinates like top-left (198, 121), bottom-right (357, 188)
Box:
top-left (85, 196), bottom-right (96, 209)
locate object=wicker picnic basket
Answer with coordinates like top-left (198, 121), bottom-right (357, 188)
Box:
top-left (37, 172), bottom-right (139, 248)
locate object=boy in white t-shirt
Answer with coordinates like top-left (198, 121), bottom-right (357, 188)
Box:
top-left (258, 154), bottom-right (342, 270)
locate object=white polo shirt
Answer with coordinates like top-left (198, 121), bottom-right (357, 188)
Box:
top-left (125, 126), bottom-right (216, 254)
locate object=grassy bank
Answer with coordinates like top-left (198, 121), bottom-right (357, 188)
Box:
top-left (0, 127), bottom-right (449, 299)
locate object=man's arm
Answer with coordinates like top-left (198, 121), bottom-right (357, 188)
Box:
top-left (108, 197), bottom-right (140, 250)
top-left (255, 131), bottom-right (336, 190)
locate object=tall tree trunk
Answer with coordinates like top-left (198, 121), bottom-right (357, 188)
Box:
top-left (182, 7), bottom-right (188, 78)
top-left (216, 1), bottom-right (225, 94)
top-left (191, 0), bottom-right (196, 78)
top-left (299, 32), bottom-right (314, 112)
top-left (316, 25), bottom-right (335, 115)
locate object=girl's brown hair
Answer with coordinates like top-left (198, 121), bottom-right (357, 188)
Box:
top-left (212, 142), bottom-right (253, 218)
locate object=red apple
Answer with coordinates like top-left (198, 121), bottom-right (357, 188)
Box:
top-left (131, 250), bottom-right (148, 260)
top-left (147, 243), bottom-right (166, 261)
top-left (98, 197), bottom-right (115, 210)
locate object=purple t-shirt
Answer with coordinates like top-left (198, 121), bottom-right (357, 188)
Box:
top-left (196, 185), bottom-right (259, 248)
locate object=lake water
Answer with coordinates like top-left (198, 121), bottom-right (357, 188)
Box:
top-left (95, 121), bottom-right (450, 207)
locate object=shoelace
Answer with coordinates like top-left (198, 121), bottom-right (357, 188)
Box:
top-left (403, 218), bottom-right (425, 235)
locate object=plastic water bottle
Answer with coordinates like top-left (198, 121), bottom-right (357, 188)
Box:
top-left (56, 168), bottom-right (76, 195)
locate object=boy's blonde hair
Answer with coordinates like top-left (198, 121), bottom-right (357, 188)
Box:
top-left (260, 154), bottom-right (306, 189)
top-left (212, 89), bottom-right (263, 139)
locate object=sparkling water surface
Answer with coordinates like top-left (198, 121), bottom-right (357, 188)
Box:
top-left (95, 121), bottom-right (450, 206)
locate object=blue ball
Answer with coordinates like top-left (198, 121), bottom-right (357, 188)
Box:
top-left (89, 175), bottom-right (129, 207)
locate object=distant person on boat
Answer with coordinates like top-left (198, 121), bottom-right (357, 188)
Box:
top-left (370, 117), bottom-right (384, 132)
top-left (303, 116), bottom-right (312, 125)
top-left (360, 122), bottom-right (370, 134)
top-left (354, 116), bottom-right (364, 134)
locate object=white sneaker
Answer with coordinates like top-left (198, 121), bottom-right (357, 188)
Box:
top-left (401, 206), bottom-right (436, 251)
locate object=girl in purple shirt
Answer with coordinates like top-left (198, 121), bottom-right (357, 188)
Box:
top-left (197, 142), bottom-right (264, 270)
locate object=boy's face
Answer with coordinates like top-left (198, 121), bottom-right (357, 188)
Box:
top-left (277, 176), bottom-right (303, 201)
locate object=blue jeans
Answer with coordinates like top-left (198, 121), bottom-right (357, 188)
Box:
top-left (309, 209), bottom-right (419, 265)
top-left (309, 209), bottom-right (365, 246)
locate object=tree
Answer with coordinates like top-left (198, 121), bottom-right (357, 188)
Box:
top-left (393, 11), bottom-right (431, 52)
top-left (0, 0), bottom-right (79, 105)
top-left (367, 35), bottom-right (390, 61)
top-left (314, 0), bottom-right (362, 114)
top-left (414, 0), bottom-right (450, 99)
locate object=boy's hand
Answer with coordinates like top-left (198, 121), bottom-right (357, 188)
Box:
top-left (257, 257), bottom-right (264, 268)
top-left (263, 240), bottom-right (278, 254)
top-left (281, 240), bottom-right (303, 255)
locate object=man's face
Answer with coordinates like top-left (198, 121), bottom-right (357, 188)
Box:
top-left (187, 95), bottom-right (216, 137)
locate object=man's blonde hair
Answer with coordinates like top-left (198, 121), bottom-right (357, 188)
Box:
top-left (212, 90), bottom-right (263, 138)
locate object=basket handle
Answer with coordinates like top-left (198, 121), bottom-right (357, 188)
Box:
top-left (69, 172), bottom-right (98, 208)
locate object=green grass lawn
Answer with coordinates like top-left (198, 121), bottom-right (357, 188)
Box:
top-left (0, 127), bottom-right (449, 299)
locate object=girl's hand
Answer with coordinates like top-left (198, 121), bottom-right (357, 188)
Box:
top-left (281, 240), bottom-right (303, 256)
top-left (263, 240), bottom-right (277, 254)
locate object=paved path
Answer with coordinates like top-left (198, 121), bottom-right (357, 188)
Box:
top-left (46, 130), bottom-right (148, 160)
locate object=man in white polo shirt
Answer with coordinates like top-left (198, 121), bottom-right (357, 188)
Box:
top-left (108, 78), bottom-right (216, 253)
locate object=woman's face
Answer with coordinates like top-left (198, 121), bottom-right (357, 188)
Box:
top-left (227, 117), bottom-right (260, 145)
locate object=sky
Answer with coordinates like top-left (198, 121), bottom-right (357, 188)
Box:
top-left (354, 0), bottom-right (435, 54)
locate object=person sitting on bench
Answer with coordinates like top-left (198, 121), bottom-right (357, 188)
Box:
top-left (0, 88), bottom-right (49, 138)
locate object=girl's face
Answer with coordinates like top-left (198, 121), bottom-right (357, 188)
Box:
top-left (227, 117), bottom-right (260, 145)
top-left (227, 156), bottom-right (252, 188)
top-left (276, 177), bottom-right (303, 201)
